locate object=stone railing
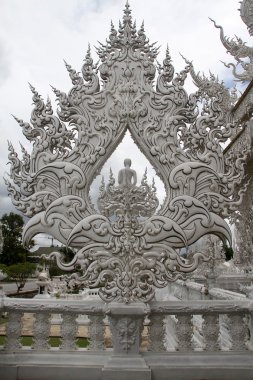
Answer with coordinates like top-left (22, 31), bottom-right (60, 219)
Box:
top-left (0, 295), bottom-right (251, 353)
top-left (166, 280), bottom-right (251, 351)
top-left (1, 294), bottom-right (253, 379)
top-left (0, 297), bottom-right (107, 352)
top-left (169, 278), bottom-right (249, 300)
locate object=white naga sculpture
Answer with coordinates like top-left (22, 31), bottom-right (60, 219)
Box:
top-left (5, 3), bottom-right (250, 302)
top-left (211, 0), bottom-right (253, 83)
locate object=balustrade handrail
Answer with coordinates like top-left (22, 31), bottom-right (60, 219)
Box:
top-left (150, 299), bottom-right (252, 314)
top-left (209, 287), bottom-right (247, 300)
top-left (1, 296), bottom-right (106, 315)
top-left (0, 295), bottom-right (251, 356)
top-left (172, 279), bottom-right (248, 300)
top-left (1, 296), bottom-right (252, 316)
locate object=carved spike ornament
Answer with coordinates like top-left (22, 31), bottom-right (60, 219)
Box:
top-left (5, 3), bottom-right (249, 302)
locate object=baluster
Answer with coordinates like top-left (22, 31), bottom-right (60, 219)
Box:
top-left (32, 312), bottom-right (50, 350)
top-left (219, 314), bottom-right (232, 351)
top-left (192, 315), bottom-right (205, 351)
top-left (202, 314), bottom-right (220, 351)
top-left (60, 312), bottom-right (77, 350)
top-left (228, 314), bottom-right (248, 351)
top-left (165, 315), bottom-right (178, 351)
top-left (176, 314), bottom-right (193, 351)
top-left (88, 315), bottom-right (105, 350)
top-left (149, 314), bottom-right (166, 351)
top-left (5, 310), bottom-right (22, 350)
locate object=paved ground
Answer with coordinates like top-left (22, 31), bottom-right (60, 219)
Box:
top-left (0, 280), bottom-right (37, 295)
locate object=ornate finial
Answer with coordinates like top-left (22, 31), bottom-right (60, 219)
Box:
top-left (109, 21), bottom-right (117, 41)
top-left (141, 167), bottom-right (148, 186)
top-left (85, 43), bottom-right (91, 59)
top-left (139, 20), bottom-right (145, 32)
top-left (81, 44), bottom-right (99, 92)
top-left (108, 168), bottom-right (115, 186)
top-left (123, 0), bottom-right (132, 26)
top-left (12, 114), bottom-right (22, 124)
top-left (28, 82), bottom-right (36, 94)
top-left (46, 96), bottom-right (53, 114)
top-left (50, 85), bottom-right (60, 96)
top-left (64, 60), bottom-right (84, 86)
top-left (166, 44), bottom-right (171, 60)
top-left (7, 139), bottom-right (13, 151)
top-left (158, 45), bottom-right (174, 82)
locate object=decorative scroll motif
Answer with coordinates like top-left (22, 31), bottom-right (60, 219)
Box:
top-left (5, 4), bottom-right (248, 302)
top-left (210, 3), bottom-right (253, 83)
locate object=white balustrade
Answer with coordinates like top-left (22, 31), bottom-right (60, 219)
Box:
top-left (0, 297), bottom-right (251, 354)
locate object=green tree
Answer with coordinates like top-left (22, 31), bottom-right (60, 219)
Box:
top-left (0, 213), bottom-right (33, 265)
top-left (3, 262), bottom-right (36, 293)
top-left (47, 246), bottom-right (76, 277)
top-left (223, 244), bottom-right (234, 261)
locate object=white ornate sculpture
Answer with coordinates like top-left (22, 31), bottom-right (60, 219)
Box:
top-left (210, 0), bottom-right (253, 83)
top-left (5, 3), bottom-right (248, 303)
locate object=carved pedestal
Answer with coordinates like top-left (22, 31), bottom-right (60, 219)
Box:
top-left (102, 303), bottom-right (151, 380)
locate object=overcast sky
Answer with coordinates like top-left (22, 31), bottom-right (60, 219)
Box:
top-left (0, 0), bottom-right (252, 238)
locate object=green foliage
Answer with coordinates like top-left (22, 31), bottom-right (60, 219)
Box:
top-left (0, 213), bottom-right (33, 266)
top-left (223, 244), bottom-right (234, 261)
top-left (60, 246), bottom-right (75, 262)
top-left (3, 262), bottom-right (36, 292)
top-left (0, 335), bottom-right (89, 347)
top-left (0, 263), bottom-right (7, 273)
top-left (47, 262), bottom-right (64, 277)
top-left (47, 246), bottom-right (76, 277)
